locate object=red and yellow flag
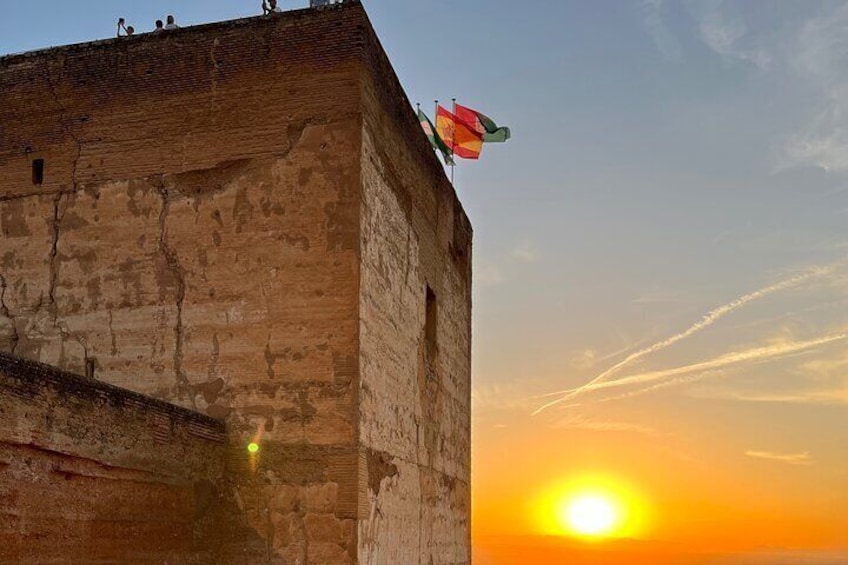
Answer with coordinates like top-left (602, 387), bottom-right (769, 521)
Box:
top-left (436, 105), bottom-right (483, 160)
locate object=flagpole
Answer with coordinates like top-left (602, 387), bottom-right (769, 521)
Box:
top-left (436, 98), bottom-right (450, 180)
top-left (451, 97), bottom-right (457, 185)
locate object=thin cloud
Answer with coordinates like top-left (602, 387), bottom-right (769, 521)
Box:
top-left (640, 0), bottom-right (683, 61)
top-left (560, 338), bottom-right (657, 374)
top-left (745, 450), bottom-right (814, 465)
top-left (692, 387), bottom-right (848, 406)
top-left (699, 9), bottom-right (770, 70)
top-left (474, 382), bottom-right (540, 413)
top-left (632, 291), bottom-right (687, 305)
top-left (477, 264), bottom-right (505, 286)
top-left (782, 4), bottom-right (848, 172)
top-left (533, 264), bottom-right (838, 415)
top-left (783, 99), bottom-right (848, 173)
top-left (570, 349), bottom-right (598, 370)
top-left (553, 415), bottom-right (657, 436)
top-left (510, 241), bottom-right (538, 264)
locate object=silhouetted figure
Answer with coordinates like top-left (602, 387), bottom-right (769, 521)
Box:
top-left (267, 0), bottom-right (282, 13)
top-left (117, 18), bottom-right (136, 37)
top-left (165, 15), bottom-right (179, 29)
top-left (153, 20), bottom-right (165, 33)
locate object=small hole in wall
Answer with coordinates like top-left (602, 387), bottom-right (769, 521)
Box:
top-left (32, 159), bottom-right (45, 185)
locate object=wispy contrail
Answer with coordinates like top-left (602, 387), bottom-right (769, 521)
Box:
top-left (569, 372), bottom-right (717, 407)
top-left (533, 264), bottom-right (839, 415)
top-left (568, 333), bottom-right (847, 399)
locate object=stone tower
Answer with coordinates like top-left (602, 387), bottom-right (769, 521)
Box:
top-left (0, 3), bottom-right (472, 563)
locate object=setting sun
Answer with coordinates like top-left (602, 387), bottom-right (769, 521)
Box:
top-left (562, 494), bottom-right (618, 537)
top-left (533, 474), bottom-right (650, 540)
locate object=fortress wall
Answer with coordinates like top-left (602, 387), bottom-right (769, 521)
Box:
top-left (0, 7), bottom-right (364, 199)
top-left (0, 3), bottom-right (474, 562)
top-left (0, 353), bottom-right (225, 563)
top-left (0, 7), bottom-right (367, 563)
top-left (355, 22), bottom-right (473, 565)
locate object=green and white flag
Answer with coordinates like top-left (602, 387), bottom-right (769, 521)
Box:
top-left (455, 103), bottom-right (512, 143)
top-left (419, 108), bottom-right (455, 166)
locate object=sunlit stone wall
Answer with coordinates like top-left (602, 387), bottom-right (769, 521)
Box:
top-left (0, 2), bottom-right (471, 562)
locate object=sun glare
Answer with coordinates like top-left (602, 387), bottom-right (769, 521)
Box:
top-left (563, 494), bottom-right (617, 537)
top-left (533, 474), bottom-right (649, 540)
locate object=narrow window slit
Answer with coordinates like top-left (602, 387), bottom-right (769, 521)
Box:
top-left (32, 159), bottom-right (44, 185)
top-left (425, 285), bottom-right (438, 357)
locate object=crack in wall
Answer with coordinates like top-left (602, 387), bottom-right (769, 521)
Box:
top-left (41, 56), bottom-right (84, 188)
top-left (107, 309), bottom-right (117, 356)
top-left (47, 192), bottom-right (66, 311)
top-left (4, 188), bottom-right (86, 367)
top-left (0, 274), bottom-right (20, 354)
top-left (156, 181), bottom-right (192, 408)
top-left (57, 321), bottom-right (89, 367)
top-left (40, 56), bottom-right (87, 359)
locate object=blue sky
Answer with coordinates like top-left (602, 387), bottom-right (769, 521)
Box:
top-left (4, 1), bottom-right (848, 559)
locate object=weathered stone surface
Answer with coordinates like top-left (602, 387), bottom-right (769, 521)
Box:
top-left (0, 2), bottom-right (471, 563)
top-left (357, 122), bottom-right (471, 564)
top-left (0, 353), bottom-right (226, 564)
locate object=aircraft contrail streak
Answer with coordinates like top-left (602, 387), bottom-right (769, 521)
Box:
top-left (571, 333), bottom-right (847, 396)
top-left (532, 264), bottom-right (839, 416)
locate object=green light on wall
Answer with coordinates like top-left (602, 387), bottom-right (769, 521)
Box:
top-left (247, 442), bottom-right (260, 454)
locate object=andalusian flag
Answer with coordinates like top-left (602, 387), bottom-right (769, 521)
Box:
top-left (436, 105), bottom-right (483, 160)
top-left (455, 103), bottom-right (511, 143)
top-left (419, 108), bottom-right (455, 165)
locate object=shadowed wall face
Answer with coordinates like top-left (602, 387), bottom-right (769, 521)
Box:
top-left (0, 3), bottom-right (472, 563)
top-left (0, 354), bottom-right (226, 563)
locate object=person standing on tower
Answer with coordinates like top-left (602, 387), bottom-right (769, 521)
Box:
top-left (164, 15), bottom-right (179, 29)
top-left (117, 18), bottom-right (134, 37)
top-left (263, 0), bottom-right (282, 14)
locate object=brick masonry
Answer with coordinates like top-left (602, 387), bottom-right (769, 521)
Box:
top-left (0, 2), bottom-right (471, 563)
top-left (0, 353), bottom-right (226, 563)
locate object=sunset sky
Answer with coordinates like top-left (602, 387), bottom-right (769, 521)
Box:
top-left (5, 1), bottom-right (848, 563)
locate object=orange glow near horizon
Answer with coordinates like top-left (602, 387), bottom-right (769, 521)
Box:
top-left (533, 473), bottom-right (651, 540)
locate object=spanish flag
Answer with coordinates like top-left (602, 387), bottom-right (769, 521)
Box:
top-left (436, 105), bottom-right (483, 160)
